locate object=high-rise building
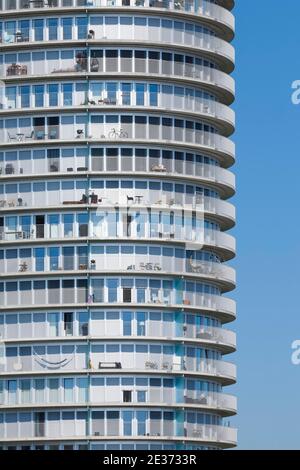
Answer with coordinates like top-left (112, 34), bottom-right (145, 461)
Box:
top-left (0, 0), bottom-right (236, 450)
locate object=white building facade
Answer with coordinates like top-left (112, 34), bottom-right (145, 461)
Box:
top-left (0, 0), bottom-right (236, 450)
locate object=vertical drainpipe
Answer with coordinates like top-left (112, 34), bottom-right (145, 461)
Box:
top-left (85, 9), bottom-right (91, 449)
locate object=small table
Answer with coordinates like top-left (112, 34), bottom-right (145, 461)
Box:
top-left (135, 195), bottom-right (143, 204)
top-left (28, 0), bottom-right (48, 7)
top-left (16, 133), bottom-right (25, 142)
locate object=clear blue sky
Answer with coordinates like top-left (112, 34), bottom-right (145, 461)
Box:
top-left (231, 0), bottom-right (300, 449)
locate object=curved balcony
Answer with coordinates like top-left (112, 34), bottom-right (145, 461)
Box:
top-left (204, 196), bottom-right (235, 227)
top-left (0, 426), bottom-right (236, 448)
top-left (0, 392), bottom-right (237, 416)
top-left (0, 97), bottom-right (235, 137)
top-left (0, 1), bottom-right (235, 41)
top-left (1, 324), bottom-right (236, 352)
top-left (184, 389), bottom-right (236, 413)
top-left (0, 253), bottom-right (236, 292)
top-left (1, 64), bottom-right (235, 105)
top-left (0, 135), bottom-right (235, 168)
top-left (0, 33), bottom-right (234, 73)
top-left (0, 163), bottom-right (236, 199)
top-left (86, 293), bottom-right (237, 320)
top-left (0, 193), bottom-right (235, 228)
top-left (0, 0), bottom-right (236, 451)
top-left (0, 354), bottom-right (236, 384)
top-left (0, 231), bottom-right (235, 261)
top-left (0, 226), bottom-right (236, 262)
top-left (184, 424), bottom-right (237, 447)
top-left (203, 229), bottom-right (235, 257)
top-left (0, 288), bottom-right (236, 321)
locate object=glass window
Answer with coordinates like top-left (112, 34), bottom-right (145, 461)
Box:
top-left (123, 410), bottom-right (133, 436)
top-left (107, 278), bottom-right (119, 303)
top-left (137, 390), bottom-right (146, 402)
top-left (122, 311), bottom-right (132, 336)
top-left (33, 19), bottom-right (44, 42)
top-left (77, 377), bottom-right (88, 402)
top-left (135, 83), bottom-right (145, 106)
top-left (149, 84), bottom-right (159, 106)
top-left (48, 84), bottom-right (59, 107)
top-left (34, 379), bottom-right (45, 403)
top-left (63, 378), bottom-right (74, 402)
top-left (33, 85), bottom-right (44, 108)
top-left (76, 17), bottom-right (88, 40)
top-left (62, 83), bottom-right (73, 106)
top-left (62, 17), bottom-right (72, 40)
top-left (121, 83), bottom-right (131, 105)
top-left (48, 378), bottom-right (59, 403)
top-left (7, 380), bottom-right (17, 405)
top-left (20, 379), bottom-right (31, 404)
top-left (47, 18), bottom-right (58, 41)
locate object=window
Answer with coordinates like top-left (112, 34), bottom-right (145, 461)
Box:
top-left (49, 378), bottom-right (59, 403)
top-left (7, 380), bottom-right (17, 405)
top-left (107, 411), bottom-right (119, 436)
top-left (34, 379), bottom-right (45, 403)
top-left (62, 83), bottom-right (73, 106)
top-left (137, 390), bottom-right (146, 402)
top-left (0, 381), bottom-right (3, 406)
top-left (122, 311), bottom-right (132, 335)
top-left (48, 312), bottom-right (59, 337)
top-left (63, 312), bottom-right (73, 336)
top-left (121, 83), bottom-right (131, 105)
top-left (33, 19), bottom-right (44, 42)
top-left (149, 84), bottom-right (159, 106)
top-left (32, 85), bottom-right (45, 108)
top-left (77, 377), bottom-right (88, 402)
top-left (48, 84), bottom-right (59, 107)
top-left (123, 287), bottom-right (132, 303)
top-left (34, 412), bottom-right (45, 437)
top-left (64, 378), bottom-right (74, 402)
top-left (123, 411), bottom-right (133, 436)
top-left (76, 17), bottom-right (88, 40)
top-left (107, 278), bottom-right (118, 303)
top-left (20, 86), bottom-right (30, 108)
top-left (137, 312), bottom-right (146, 336)
top-left (78, 311), bottom-right (88, 336)
top-left (123, 390), bottom-right (132, 403)
top-left (137, 411), bottom-right (147, 436)
top-left (20, 379), bottom-right (31, 404)
top-left (47, 18), bottom-right (58, 41)
top-left (133, 84), bottom-right (144, 107)
top-left (62, 17), bottom-right (72, 40)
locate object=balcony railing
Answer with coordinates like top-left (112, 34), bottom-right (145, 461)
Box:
top-left (0, 224), bottom-right (235, 256)
top-left (0, 254), bottom-right (235, 287)
top-left (0, 353), bottom-right (236, 381)
top-left (0, 195), bottom-right (235, 225)
top-left (0, 423), bottom-right (237, 446)
top-left (0, 390), bottom-right (237, 412)
top-left (0, 62), bottom-right (235, 98)
top-left (0, 95), bottom-right (235, 130)
top-left (0, 163), bottom-right (235, 195)
top-left (0, 1), bottom-right (235, 33)
top-left (0, 28), bottom-right (234, 66)
top-left (0, 322), bottom-right (236, 348)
